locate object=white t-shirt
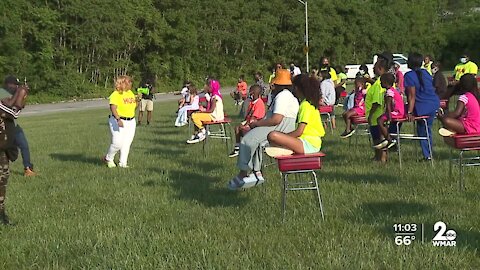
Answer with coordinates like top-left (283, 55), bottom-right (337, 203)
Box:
top-left (210, 95), bottom-right (224, 121)
top-left (272, 89), bottom-right (299, 118)
top-left (321, 79), bottom-right (336, 106)
top-left (293, 66), bottom-right (301, 76)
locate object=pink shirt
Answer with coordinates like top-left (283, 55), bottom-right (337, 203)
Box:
top-left (386, 87), bottom-right (405, 118)
top-left (354, 88), bottom-right (367, 109)
top-left (396, 70), bottom-right (405, 94)
top-left (459, 92), bottom-right (480, 134)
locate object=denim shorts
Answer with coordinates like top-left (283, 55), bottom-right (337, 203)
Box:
top-left (300, 138), bottom-right (321, 154)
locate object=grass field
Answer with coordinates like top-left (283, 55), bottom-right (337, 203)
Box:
top-left (0, 99), bottom-right (479, 269)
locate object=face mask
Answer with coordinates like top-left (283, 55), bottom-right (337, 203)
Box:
top-left (460, 57), bottom-right (468, 64)
top-left (432, 67), bottom-right (439, 74)
top-left (359, 70), bottom-right (365, 75)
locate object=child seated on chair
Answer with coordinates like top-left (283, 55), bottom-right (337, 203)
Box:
top-left (0, 84), bottom-right (28, 118)
top-left (186, 80), bottom-right (224, 144)
top-left (340, 77), bottom-right (367, 138)
top-left (230, 75), bottom-right (247, 105)
top-left (266, 74), bottom-right (325, 156)
top-left (229, 85), bottom-right (266, 157)
top-left (319, 69), bottom-right (336, 129)
top-left (175, 85), bottom-right (200, 127)
top-left (438, 74), bottom-right (480, 136)
top-left (373, 73), bottom-right (405, 149)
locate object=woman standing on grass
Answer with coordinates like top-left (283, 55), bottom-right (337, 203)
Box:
top-left (404, 53), bottom-right (440, 161)
top-left (103, 75), bottom-right (137, 168)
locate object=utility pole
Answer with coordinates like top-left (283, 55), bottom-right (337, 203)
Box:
top-left (297, 0), bottom-right (309, 72)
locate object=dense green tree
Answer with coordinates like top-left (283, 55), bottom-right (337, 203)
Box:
top-left (0, 0), bottom-right (477, 100)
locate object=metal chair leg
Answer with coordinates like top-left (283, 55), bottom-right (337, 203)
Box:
top-left (312, 171), bottom-right (324, 220)
top-left (397, 122), bottom-right (402, 169)
top-left (424, 119), bottom-right (434, 166)
top-left (459, 151), bottom-right (464, 191)
top-left (282, 173), bottom-right (288, 222)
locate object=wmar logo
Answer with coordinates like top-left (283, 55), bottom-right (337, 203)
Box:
top-left (432, 221), bottom-right (457, 247)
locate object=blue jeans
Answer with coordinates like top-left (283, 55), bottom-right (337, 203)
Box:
top-left (417, 112), bottom-right (436, 159)
top-left (14, 125), bottom-right (33, 169)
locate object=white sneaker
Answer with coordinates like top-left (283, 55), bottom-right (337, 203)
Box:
top-left (265, 147), bottom-right (293, 158)
top-left (439, 128), bottom-right (455, 137)
top-left (242, 172), bottom-right (265, 189)
top-left (197, 132), bottom-right (206, 142)
top-left (118, 164), bottom-right (129, 168)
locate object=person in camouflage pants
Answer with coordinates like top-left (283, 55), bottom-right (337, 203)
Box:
top-left (0, 87), bottom-right (20, 225)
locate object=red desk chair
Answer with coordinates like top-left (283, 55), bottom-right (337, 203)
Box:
top-left (275, 152), bottom-right (326, 221)
top-left (201, 117), bottom-right (232, 155)
top-left (349, 115), bottom-right (370, 146)
top-left (319, 105), bottom-right (334, 134)
top-left (444, 133), bottom-right (480, 191)
top-left (390, 116), bottom-right (433, 169)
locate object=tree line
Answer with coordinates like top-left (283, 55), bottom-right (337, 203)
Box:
top-left (0, 0), bottom-right (478, 100)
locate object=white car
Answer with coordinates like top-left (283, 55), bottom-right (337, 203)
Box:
top-left (345, 54), bottom-right (409, 79)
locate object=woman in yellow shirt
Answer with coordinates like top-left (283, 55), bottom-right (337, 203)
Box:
top-left (103, 75), bottom-right (137, 168)
top-left (266, 74), bottom-right (325, 155)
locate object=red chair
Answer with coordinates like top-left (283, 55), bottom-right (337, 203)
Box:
top-left (390, 116), bottom-right (433, 168)
top-left (319, 106), bottom-right (334, 134)
top-left (444, 133), bottom-right (480, 190)
top-left (201, 117), bottom-right (232, 155)
top-left (349, 115), bottom-right (370, 146)
top-left (275, 152), bottom-right (326, 221)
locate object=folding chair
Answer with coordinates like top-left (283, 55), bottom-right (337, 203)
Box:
top-left (274, 152), bottom-right (326, 221)
top-left (349, 115), bottom-right (371, 146)
top-left (390, 116), bottom-right (433, 169)
top-left (202, 117), bottom-right (232, 156)
top-left (444, 133), bottom-right (480, 191)
top-left (319, 106), bottom-right (334, 134)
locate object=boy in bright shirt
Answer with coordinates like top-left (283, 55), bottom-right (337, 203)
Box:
top-left (229, 85), bottom-right (266, 157)
top-left (231, 75), bottom-right (248, 105)
top-left (365, 57), bottom-right (390, 161)
top-left (266, 74), bottom-right (325, 157)
top-left (439, 74), bottom-right (480, 136)
top-left (374, 73), bottom-right (405, 150)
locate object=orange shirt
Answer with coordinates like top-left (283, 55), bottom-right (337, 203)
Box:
top-left (237, 81), bottom-right (248, 96)
top-left (245, 98), bottom-right (266, 123)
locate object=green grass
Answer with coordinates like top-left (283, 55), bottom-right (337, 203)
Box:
top-left (0, 100), bottom-right (479, 269)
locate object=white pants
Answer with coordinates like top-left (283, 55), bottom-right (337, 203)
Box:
top-left (105, 117), bottom-right (136, 166)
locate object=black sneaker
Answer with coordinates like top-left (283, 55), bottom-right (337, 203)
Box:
top-left (229, 148), bottom-right (240, 158)
top-left (373, 139), bottom-right (388, 149)
top-left (387, 139), bottom-right (397, 149)
top-left (340, 130), bottom-right (355, 138)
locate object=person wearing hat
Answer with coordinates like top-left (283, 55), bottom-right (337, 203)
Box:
top-left (0, 76), bottom-right (36, 177)
top-left (0, 75), bottom-right (21, 225)
top-left (227, 69), bottom-right (299, 190)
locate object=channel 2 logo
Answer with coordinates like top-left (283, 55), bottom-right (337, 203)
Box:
top-left (432, 221), bottom-right (456, 247)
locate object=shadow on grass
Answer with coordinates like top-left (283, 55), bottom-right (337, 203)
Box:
top-left (144, 147), bottom-right (185, 156)
top-left (168, 170), bottom-right (248, 207)
top-left (49, 153), bottom-right (100, 165)
top-left (320, 171), bottom-right (399, 184)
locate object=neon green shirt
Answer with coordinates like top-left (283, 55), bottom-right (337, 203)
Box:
top-left (455, 61), bottom-right (478, 80)
top-left (422, 62), bottom-right (432, 75)
top-left (321, 67), bottom-right (338, 83)
top-left (338, 72), bottom-right (347, 88)
top-left (365, 78), bottom-right (385, 126)
top-left (297, 100), bottom-right (325, 149)
top-left (109, 90), bottom-right (137, 118)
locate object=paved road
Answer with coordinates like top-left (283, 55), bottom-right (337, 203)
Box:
top-left (22, 87), bottom-right (236, 116)
top-left (22, 93), bottom-right (179, 116)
